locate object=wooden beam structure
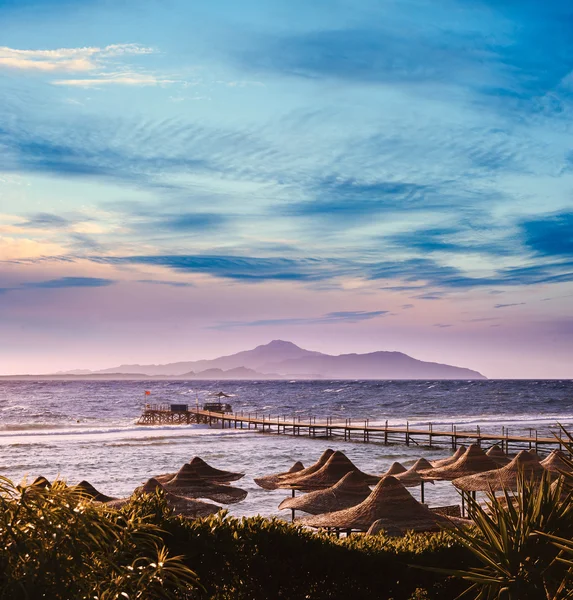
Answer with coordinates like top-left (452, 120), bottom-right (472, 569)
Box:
top-left (137, 404), bottom-right (563, 454)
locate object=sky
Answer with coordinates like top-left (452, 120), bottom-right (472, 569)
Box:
top-left (0, 0), bottom-right (572, 378)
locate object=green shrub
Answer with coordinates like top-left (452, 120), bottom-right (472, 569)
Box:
top-left (122, 497), bottom-right (472, 600)
top-left (0, 476), bottom-right (199, 600)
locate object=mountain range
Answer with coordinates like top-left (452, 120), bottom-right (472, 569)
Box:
top-left (46, 340), bottom-right (486, 380)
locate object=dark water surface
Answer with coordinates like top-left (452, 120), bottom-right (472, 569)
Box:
top-left (0, 379), bottom-right (571, 516)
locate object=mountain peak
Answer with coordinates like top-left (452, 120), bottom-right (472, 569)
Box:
top-left (260, 340), bottom-right (302, 350)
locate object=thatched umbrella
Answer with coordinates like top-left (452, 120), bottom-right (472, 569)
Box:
top-left (382, 462), bottom-right (407, 477)
top-left (300, 476), bottom-right (454, 534)
top-left (281, 451), bottom-right (379, 491)
top-left (422, 444), bottom-right (499, 481)
top-left (540, 450), bottom-right (573, 474)
top-left (106, 478), bottom-right (221, 517)
top-left (407, 458), bottom-right (433, 474)
top-left (74, 480), bottom-right (116, 502)
top-left (163, 464), bottom-right (247, 503)
top-left (254, 461), bottom-right (305, 490)
top-left (430, 446), bottom-right (466, 468)
top-left (277, 449), bottom-right (335, 484)
top-left (486, 445), bottom-right (510, 467)
top-left (155, 457), bottom-right (245, 485)
top-left (31, 476), bottom-right (51, 488)
top-left (188, 457), bottom-right (245, 482)
top-left (278, 471), bottom-right (372, 518)
top-left (453, 450), bottom-right (547, 493)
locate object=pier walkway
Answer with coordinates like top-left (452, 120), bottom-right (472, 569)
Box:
top-left (137, 404), bottom-right (564, 454)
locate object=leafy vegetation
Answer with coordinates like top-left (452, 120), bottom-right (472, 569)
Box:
top-left (0, 476), bottom-right (199, 600)
top-left (7, 438), bottom-right (573, 599)
top-left (126, 494), bottom-right (472, 600)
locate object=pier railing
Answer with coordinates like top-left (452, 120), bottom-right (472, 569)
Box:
top-left (137, 406), bottom-right (565, 454)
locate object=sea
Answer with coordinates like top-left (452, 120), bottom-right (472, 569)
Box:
top-left (1, 379), bottom-right (572, 517)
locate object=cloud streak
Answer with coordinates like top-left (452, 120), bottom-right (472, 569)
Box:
top-left (0, 44), bottom-right (154, 73)
top-left (0, 276), bottom-right (115, 294)
top-left (210, 310), bottom-right (389, 329)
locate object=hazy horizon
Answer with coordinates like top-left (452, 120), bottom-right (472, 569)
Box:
top-left (1, 1), bottom-right (572, 379)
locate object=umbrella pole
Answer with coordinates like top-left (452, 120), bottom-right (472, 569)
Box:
top-left (291, 508), bottom-right (295, 522)
top-left (461, 492), bottom-right (465, 518)
top-left (420, 480), bottom-right (425, 504)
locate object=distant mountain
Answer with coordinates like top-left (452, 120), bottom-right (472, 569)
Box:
top-left (94, 340), bottom-right (321, 375)
top-left (186, 366), bottom-right (282, 380)
top-left (53, 340), bottom-right (486, 380)
top-left (262, 351), bottom-right (484, 380)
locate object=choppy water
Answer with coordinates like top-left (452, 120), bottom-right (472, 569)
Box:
top-left (0, 380), bottom-right (572, 517)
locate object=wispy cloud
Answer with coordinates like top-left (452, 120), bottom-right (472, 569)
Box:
top-left (210, 310), bottom-right (389, 329)
top-left (0, 44), bottom-right (153, 72)
top-left (53, 73), bottom-right (178, 87)
top-left (494, 302), bottom-right (526, 309)
top-left (0, 43), bottom-right (178, 88)
top-left (136, 279), bottom-right (195, 288)
top-left (0, 276), bottom-right (115, 294)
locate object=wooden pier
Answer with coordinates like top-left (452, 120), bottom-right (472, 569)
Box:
top-left (137, 404), bottom-right (565, 454)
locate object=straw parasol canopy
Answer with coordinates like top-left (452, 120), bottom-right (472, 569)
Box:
top-left (278, 471), bottom-right (372, 515)
top-left (300, 476), bottom-right (455, 534)
top-left (74, 480), bottom-right (116, 502)
top-left (106, 478), bottom-right (221, 517)
top-left (422, 444), bottom-right (499, 481)
top-left (391, 464), bottom-right (426, 488)
top-left (408, 458), bottom-right (433, 473)
top-left (163, 464), bottom-right (247, 503)
top-left (281, 451), bottom-right (379, 491)
top-left (254, 460), bottom-right (305, 490)
top-left (486, 445), bottom-right (511, 467)
top-left (453, 450), bottom-right (548, 492)
top-left (154, 457), bottom-right (244, 485)
top-left (430, 446), bottom-right (466, 468)
top-left (31, 476), bottom-right (51, 488)
top-left (382, 462), bottom-right (407, 477)
top-left (540, 450), bottom-right (573, 474)
top-left (277, 449), bottom-right (335, 484)
top-left (188, 457), bottom-right (245, 482)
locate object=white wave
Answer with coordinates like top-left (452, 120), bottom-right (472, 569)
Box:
top-left (0, 423), bottom-right (251, 444)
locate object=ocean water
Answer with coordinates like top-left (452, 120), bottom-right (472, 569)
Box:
top-left (0, 379), bottom-right (572, 517)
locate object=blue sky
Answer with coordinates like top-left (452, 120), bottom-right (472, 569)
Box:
top-left (0, 0), bottom-right (572, 376)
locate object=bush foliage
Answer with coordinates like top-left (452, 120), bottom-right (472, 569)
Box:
top-left (124, 493), bottom-right (472, 600)
top-left (0, 476), bottom-right (199, 600)
top-left (0, 476), bottom-right (471, 600)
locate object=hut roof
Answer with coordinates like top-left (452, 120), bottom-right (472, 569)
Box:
top-left (409, 458), bottom-right (433, 472)
top-left (254, 461), bottom-right (305, 490)
top-left (278, 471), bottom-right (372, 515)
top-left (486, 445), bottom-right (511, 466)
top-left (300, 476), bottom-right (452, 533)
top-left (282, 451), bottom-right (379, 491)
top-left (540, 450), bottom-right (573, 474)
top-left (189, 457), bottom-right (245, 482)
top-left (277, 449), bottom-right (335, 484)
top-left (453, 450), bottom-right (547, 492)
top-left (163, 464), bottom-right (248, 504)
top-left (31, 476), bottom-right (51, 488)
top-left (430, 446), bottom-right (466, 468)
top-left (107, 478), bottom-right (221, 518)
top-left (422, 444), bottom-right (499, 481)
top-left (382, 462), bottom-right (407, 477)
top-left (391, 464), bottom-right (427, 488)
top-left (74, 480), bottom-right (116, 502)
